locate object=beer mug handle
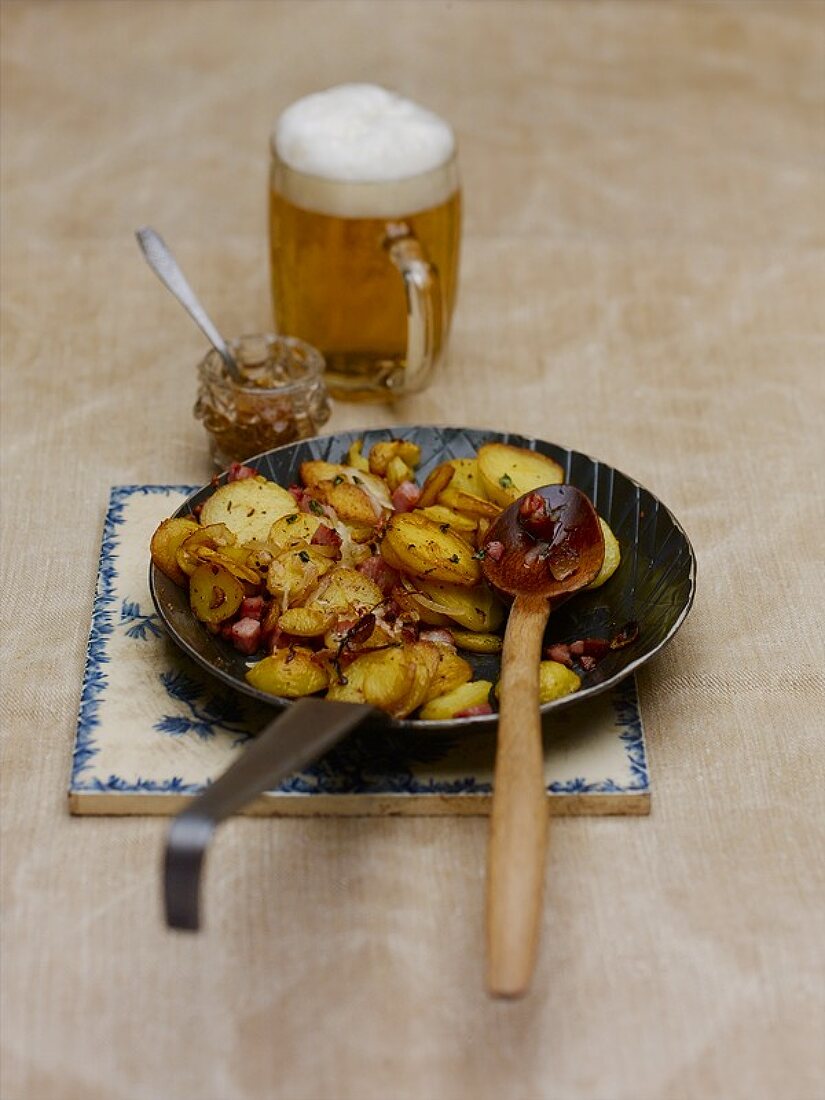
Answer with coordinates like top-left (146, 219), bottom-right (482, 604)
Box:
top-left (384, 222), bottom-right (442, 394)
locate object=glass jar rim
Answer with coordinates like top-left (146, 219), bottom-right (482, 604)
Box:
top-left (199, 333), bottom-right (326, 397)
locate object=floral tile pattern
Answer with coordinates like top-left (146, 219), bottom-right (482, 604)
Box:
top-left (70, 487), bottom-right (651, 815)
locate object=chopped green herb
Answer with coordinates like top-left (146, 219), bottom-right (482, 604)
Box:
top-left (472, 549), bottom-right (486, 560)
top-left (298, 550), bottom-right (310, 563)
top-left (439, 523), bottom-right (450, 532)
top-left (333, 474), bottom-right (345, 485)
top-left (499, 473), bottom-right (514, 489)
top-left (308, 499), bottom-right (324, 516)
top-left (286, 513), bottom-right (299, 524)
top-left (352, 475), bottom-right (363, 485)
top-left (449, 554), bottom-right (460, 563)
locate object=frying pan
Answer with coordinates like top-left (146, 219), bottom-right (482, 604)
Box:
top-left (151, 425), bottom-right (696, 930)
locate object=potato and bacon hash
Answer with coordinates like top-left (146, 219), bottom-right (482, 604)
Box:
top-left (150, 440), bottom-right (622, 719)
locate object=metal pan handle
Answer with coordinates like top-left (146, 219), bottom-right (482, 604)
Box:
top-left (163, 698), bottom-right (373, 931)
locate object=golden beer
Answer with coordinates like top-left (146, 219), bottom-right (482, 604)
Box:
top-left (269, 85), bottom-right (461, 401)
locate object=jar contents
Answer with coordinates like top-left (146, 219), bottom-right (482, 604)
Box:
top-left (195, 333), bottom-right (331, 468)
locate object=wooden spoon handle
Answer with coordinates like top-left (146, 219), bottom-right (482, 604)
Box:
top-left (486, 592), bottom-right (550, 998)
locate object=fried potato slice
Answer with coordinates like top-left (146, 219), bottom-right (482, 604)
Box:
top-left (308, 566), bottom-right (383, 616)
top-left (243, 541), bottom-right (277, 577)
top-left (380, 513), bottom-right (481, 587)
top-left (195, 548), bottom-right (262, 587)
top-left (323, 676), bottom-right (367, 706)
top-left (276, 607), bottom-right (335, 637)
top-left (395, 441), bottom-right (421, 468)
top-left (150, 517), bottom-right (200, 585)
top-left (418, 505), bottom-right (477, 535)
top-left (385, 455), bottom-right (414, 492)
top-left (538, 661), bottom-right (581, 702)
top-left (420, 680), bottom-right (494, 721)
top-left (416, 462), bottom-right (455, 508)
top-left (176, 524), bottom-right (237, 577)
top-left (246, 648), bottom-right (329, 698)
top-left (447, 457), bottom-right (489, 497)
top-left (449, 630), bottom-right (503, 654)
top-left (494, 661), bottom-right (581, 704)
top-left (316, 480), bottom-right (381, 528)
top-left (326, 647), bottom-right (415, 715)
top-left (394, 641), bottom-right (440, 716)
top-left (437, 486), bottom-right (501, 519)
top-left (585, 517), bottom-right (621, 589)
top-left (411, 579), bottom-right (504, 632)
top-left (199, 477), bottom-right (297, 543)
top-left (368, 439), bottom-right (421, 475)
top-left (300, 461), bottom-right (392, 511)
top-left (189, 562), bottom-right (244, 624)
top-left (477, 442), bottom-right (564, 507)
top-left (423, 648), bottom-right (473, 702)
top-left (267, 512), bottom-right (329, 551)
top-left (266, 545), bottom-right (335, 607)
top-left (299, 460), bottom-right (345, 488)
top-left (346, 439), bottom-right (370, 473)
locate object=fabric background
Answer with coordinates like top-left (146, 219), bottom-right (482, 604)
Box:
top-left (1, 3), bottom-right (823, 1099)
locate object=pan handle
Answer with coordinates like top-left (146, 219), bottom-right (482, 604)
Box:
top-left (163, 698), bottom-right (373, 931)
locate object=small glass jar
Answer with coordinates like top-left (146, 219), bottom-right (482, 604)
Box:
top-left (195, 333), bottom-right (331, 469)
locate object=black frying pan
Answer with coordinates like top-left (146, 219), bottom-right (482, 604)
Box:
top-left (151, 426), bottom-right (696, 929)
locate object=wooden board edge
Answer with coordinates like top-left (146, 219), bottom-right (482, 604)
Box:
top-left (68, 789), bottom-right (650, 817)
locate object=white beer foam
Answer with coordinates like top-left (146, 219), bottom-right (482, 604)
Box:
top-left (276, 84), bottom-right (455, 181)
top-left (272, 84), bottom-right (458, 218)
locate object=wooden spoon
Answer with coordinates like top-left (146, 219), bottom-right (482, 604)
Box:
top-left (481, 484), bottom-right (604, 997)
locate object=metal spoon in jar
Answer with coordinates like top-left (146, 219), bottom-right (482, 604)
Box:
top-left (135, 226), bottom-right (243, 383)
top-left (481, 483), bottom-right (605, 998)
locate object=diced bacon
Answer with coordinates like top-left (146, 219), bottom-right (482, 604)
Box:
top-left (454, 703), bottom-right (494, 718)
top-left (288, 485), bottom-right (304, 503)
top-left (486, 540), bottom-right (505, 562)
top-left (518, 491), bottom-right (565, 543)
top-left (227, 463), bottom-right (258, 482)
top-left (391, 481), bottom-right (421, 513)
top-left (239, 596), bottom-right (265, 620)
top-left (357, 554), bottom-right (399, 595)
top-left (519, 492), bottom-right (546, 520)
top-left (545, 643), bottom-right (574, 667)
top-left (311, 524), bottom-right (343, 549)
top-left (228, 617), bottom-right (262, 655)
top-left (419, 628), bottom-right (455, 648)
top-left (545, 635), bottom-right (615, 670)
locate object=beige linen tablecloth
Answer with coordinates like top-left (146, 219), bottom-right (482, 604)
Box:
top-left (2, 3), bottom-right (823, 1098)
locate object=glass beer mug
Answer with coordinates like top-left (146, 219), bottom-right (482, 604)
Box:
top-left (269, 84), bottom-right (461, 402)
